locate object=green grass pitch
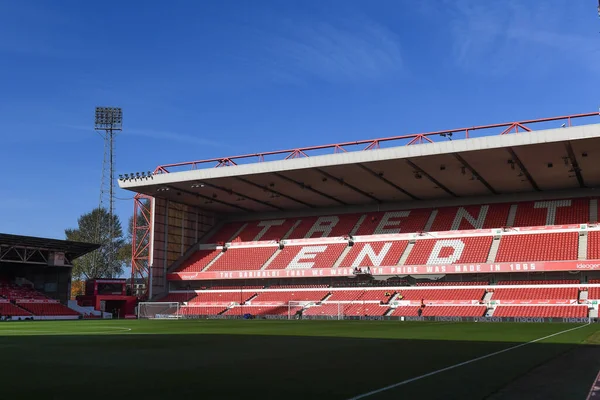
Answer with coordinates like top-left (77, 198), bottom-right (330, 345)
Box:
top-left (0, 320), bottom-right (598, 399)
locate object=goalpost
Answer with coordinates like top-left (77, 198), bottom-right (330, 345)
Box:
top-left (137, 302), bottom-right (181, 319)
top-left (287, 302), bottom-right (345, 320)
top-left (287, 301), bottom-right (314, 320)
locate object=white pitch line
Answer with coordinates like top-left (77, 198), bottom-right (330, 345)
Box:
top-left (347, 323), bottom-right (591, 400)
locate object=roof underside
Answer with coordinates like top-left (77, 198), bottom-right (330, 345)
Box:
top-left (120, 116), bottom-right (600, 215)
top-left (0, 234), bottom-right (100, 261)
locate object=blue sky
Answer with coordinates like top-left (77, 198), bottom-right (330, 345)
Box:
top-left (0, 0), bottom-right (599, 241)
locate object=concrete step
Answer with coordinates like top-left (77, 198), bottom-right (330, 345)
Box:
top-left (591, 198), bottom-right (598, 223)
top-left (333, 244), bottom-right (352, 268)
top-left (398, 241), bottom-right (416, 265)
top-left (424, 209), bottom-right (438, 232)
top-left (260, 248), bottom-right (281, 270)
top-left (578, 232), bottom-right (588, 260)
top-left (486, 236), bottom-right (502, 263)
top-left (506, 204), bottom-right (518, 227)
top-left (202, 251), bottom-right (223, 272)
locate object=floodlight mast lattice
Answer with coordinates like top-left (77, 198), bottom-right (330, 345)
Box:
top-left (94, 107), bottom-right (122, 277)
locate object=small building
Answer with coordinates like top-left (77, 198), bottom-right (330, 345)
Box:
top-left (77, 278), bottom-right (137, 318)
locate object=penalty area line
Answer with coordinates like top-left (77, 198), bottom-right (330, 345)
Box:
top-left (346, 322), bottom-right (591, 400)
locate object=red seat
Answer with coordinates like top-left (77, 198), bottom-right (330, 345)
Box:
top-left (495, 233), bottom-right (578, 262)
top-left (251, 291), bottom-right (329, 304)
top-left (267, 244), bottom-right (347, 270)
top-left (588, 231), bottom-right (600, 260)
top-left (178, 306), bottom-right (227, 316)
top-left (491, 287), bottom-right (578, 301)
top-left (494, 305), bottom-right (588, 318)
top-left (397, 289), bottom-right (485, 303)
top-left (512, 199), bottom-right (589, 227)
top-left (174, 249), bottom-right (221, 273)
top-left (18, 302), bottom-right (79, 316)
top-left (405, 237), bottom-right (493, 265)
top-left (206, 247), bottom-right (277, 271)
top-left (421, 305), bottom-right (486, 317)
top-left (0, 302), bottom-right (31, 316)
top-left (339, 241), bottom-right (408, 267)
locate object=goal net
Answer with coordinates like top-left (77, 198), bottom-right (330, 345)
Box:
top-left (138, 302), bottom-right (181, 319)
top-left (287, 301), bottom-right (313, 320)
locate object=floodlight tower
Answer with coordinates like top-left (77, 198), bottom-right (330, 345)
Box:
top-left (94, 107), bottom-right (123, 274)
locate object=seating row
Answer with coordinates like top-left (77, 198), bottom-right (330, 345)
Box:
top-left (207, 199), bottom-right (592, 243)
top-left (175, 232), bottom-right (584, 273)
top-left (175, 303), bottom-right (589, 318)
top-left (17, 303), bottom-right (80, 316)
top-left (161, 283), bottom-right (591, 307)
top-left (493, 305), bottom-right (588, 318)
top-left (0, 284), bottom-right (49, 300)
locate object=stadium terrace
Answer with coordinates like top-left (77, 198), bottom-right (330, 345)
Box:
top-left (118, 112), bottom-right (600, 321)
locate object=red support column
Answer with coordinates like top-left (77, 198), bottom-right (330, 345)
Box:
top-left (131, 193), bottom-right (153, 300)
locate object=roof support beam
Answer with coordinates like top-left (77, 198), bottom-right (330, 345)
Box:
top-left (506, 148), bottom-right (540, 191)
top-left (235, 177), bottom-right (316, 208)
top-left (356, 164), bottom-right (420, 200)
top-left (164, 185), bottom-right (253, 212)
top-left (405, 160), bottom-right (457, 197)
top-left (453, 154), bottom-right (498, 195)
top-left (315, 168), bottom-right (381, 203)
top-left (564, 142), bottom-right (586, 188)
top-left (273, 172), bottom-right (347, 206)
top-left (194, 182), bottom-right (284, 211)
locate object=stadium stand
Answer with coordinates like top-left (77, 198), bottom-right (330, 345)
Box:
top-left (497, 280), bottom-right (579, 285)
top-left (159, 292), bottom-right (198, 303)
top-left (291, 214), bottom-right (364, 239)
top-left (588, 231), bottom-right (600, 260)
top-left (188, 291), bottom-right (255, 304)
top-left (588, 286), bottom-right (600, 300)
top-left (405, 236), bottom-right (493, 265)
top-left (199, 198), bottom-right (591, 246)
top-left (174, 249), bottom-right (221, 272)
top-left (490, 287), bottom-right (579, 302)
top-left (205, 247), bottom-right (277, 271)
top-left (494, 233), bottom-right (579, 262)
top-left (130, 128), bottom-right (600, 318)
top-left (338, 241), bottom-right (408, 267)
top-left (511, 199), bottom-right (589, 227)
top-left (493, 305), bottom-right (588, 318)
top-left (0, 300), bottom-right (31, 317)
top-left (416, 281), bottom-right (488, 286)
top-left (428, 204), bottom-right (511, 231)
top-left (421, 305), bottom-right (487, 317)
top-left (209, 285), bottom-right (265, 290)
top-left (178, 306), bottom-right (227, 316)
top-left (223, 305), bottom-right (299, 316)
top-left (396, 288), bottom-right (485, 302)
top-left (325, 290), bottom-right (393, 303)
top-left (266, 243), bottom-right (347, 270)
top-left (269, 284), bottom-right (328, 289)
top-left (17, 302), bottom-right (80, 317)
top-left (251, 290), bottom-right (329, 303)
top-left (0, 283), bottom-right (49, 300)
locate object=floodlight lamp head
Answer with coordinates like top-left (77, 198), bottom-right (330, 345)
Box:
top-left (94, 106), bottom-right (123, 130)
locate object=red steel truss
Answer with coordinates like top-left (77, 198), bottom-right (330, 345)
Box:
top-left (131, 193), bottom-right (152, 298)
top-left (154, 111), bottom-right (599, 173)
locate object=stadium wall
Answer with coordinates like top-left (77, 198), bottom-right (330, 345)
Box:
top-left (151, 198), bottom-right (216, 297)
